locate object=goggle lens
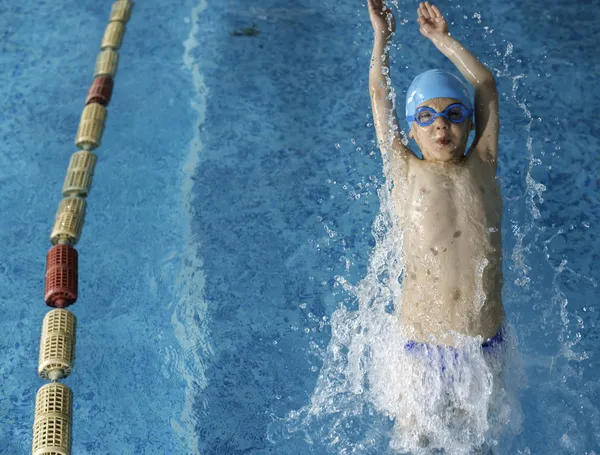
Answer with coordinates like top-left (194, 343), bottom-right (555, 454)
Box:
top-left (416, 110), bottom-right (434, 124)
top-left (446, 105), bottom-right (465, 121)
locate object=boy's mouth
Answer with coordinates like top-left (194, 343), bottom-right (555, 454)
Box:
top-left (436, 137), bottom-right (451, 146)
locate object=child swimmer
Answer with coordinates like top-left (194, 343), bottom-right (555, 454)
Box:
top-left (367, 1), bottom-right (504, 348)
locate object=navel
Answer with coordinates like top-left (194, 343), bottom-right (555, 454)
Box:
top-left (453, 289), bottom-right (461, 301)
top-left (453, 231), bottom-right (462, 238)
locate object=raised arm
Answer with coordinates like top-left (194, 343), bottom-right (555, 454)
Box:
top-left (417, 2), bottom-right (499, 168)
top-left (368, 0), bottom-right (416, 167)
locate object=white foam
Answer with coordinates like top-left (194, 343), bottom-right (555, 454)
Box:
top-left (170, 1), bottom-right (211, 452)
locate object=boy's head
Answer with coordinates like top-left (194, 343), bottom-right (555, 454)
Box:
top-left (405, 69), bottom-right (475, 162)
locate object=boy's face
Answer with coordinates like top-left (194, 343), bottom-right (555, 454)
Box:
top-left (408, 97), bottom-right (474, 163)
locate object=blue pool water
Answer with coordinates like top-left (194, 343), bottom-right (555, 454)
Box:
top-left (1, 0), bottom-right (598, 453)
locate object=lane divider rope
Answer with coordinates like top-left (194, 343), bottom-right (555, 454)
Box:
top-left (31, 2), bottom-right (134, 454)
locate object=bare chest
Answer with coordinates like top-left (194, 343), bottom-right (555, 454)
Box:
top-left (397, 159), bottom-right (502, 246)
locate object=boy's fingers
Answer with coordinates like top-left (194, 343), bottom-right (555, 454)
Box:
top-left (431, 4), bottom-right (443, 18)
top-left (424, 2), bottom-right (436, 19)
top-left (421, 4), bottom-right (431, 20)
top-left (369, 0), bottom-right (387, 15)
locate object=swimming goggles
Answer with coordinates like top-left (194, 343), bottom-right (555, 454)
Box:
top-left (407, 103), bottom-right (473, 127)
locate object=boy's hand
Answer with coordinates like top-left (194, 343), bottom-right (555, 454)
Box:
top-left (417, 2), bottom-right (448, 39)
top-left (368, 0), bottom-right (396, 40)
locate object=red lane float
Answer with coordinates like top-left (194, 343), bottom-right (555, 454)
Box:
top-left (44, 245), bottom-right (78, 308)
top-left (85, 75), bottom-right (114, 107)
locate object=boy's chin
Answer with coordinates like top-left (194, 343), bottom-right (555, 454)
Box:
top-left (421, 146), bottom-right (465, 162)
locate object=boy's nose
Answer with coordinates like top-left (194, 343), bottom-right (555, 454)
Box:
top-left (434, 116), bottom-right (449, 128)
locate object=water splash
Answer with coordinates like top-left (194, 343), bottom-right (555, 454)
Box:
top-left (499, 39), bottom-right (600, 451)
top-left (271, 157), bottom-right (523, 453)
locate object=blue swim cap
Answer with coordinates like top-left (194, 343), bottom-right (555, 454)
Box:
top-left (405, 69), bottom-right (473, 131)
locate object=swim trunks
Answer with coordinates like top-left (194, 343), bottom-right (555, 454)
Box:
top-left (404, 326), bottom-right (504, 354)
top-left (403, 327), bottom-right (505, 378)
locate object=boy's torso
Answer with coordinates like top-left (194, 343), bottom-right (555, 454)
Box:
top-left (391, 151), bottom-right (504, 346)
